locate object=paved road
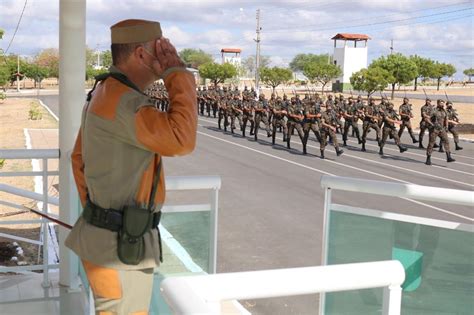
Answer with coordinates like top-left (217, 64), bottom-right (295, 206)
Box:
top-left (392, 92), bottom-right (473, 103)
top-left (37, 95), bottom-right (474, 314)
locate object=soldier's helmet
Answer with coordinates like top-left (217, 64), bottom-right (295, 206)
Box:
top-left (387, 102), bottom-right (394, 109)
top-left (203, 87), bottom-right (207, 90)
top-left (339, 94), bottom-right (344, 100)
top-left (259, 94), bottom-right (265, 100)
top-left (277, 96), bottom-right (282, 101)
top-left (348, 96), bottom-right (353, 101)
top-left (244, 86), bottom-right (248, 90)
top-left (251, 87), bottom-right (255, 91)
top-left (283, 94), bottom-right (288, 100)
top-left (197, 86), bottom-right (201, 91)
top-left (446, 101), bottom-right (453, 107)
top-left (271, 93), bottom-right (276, 98)
top-left (426, 98), bottom-right (431, 103)
top-left (357, 95), bottom-right (362, 100)
top-left (223, 86), bottom-right (227, 91)
top-left (328, 94), bottom-right (333, 99)
top-left (403, 97), bottom-right (409, 102)
top-left (437, 99), bottom-right (445, 106)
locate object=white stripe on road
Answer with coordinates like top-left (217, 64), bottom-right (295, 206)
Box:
top-left (197, 126), bottom-right (473, 222)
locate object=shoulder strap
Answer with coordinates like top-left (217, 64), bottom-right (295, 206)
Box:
top-left (148, 156), bottom-right (162, 212)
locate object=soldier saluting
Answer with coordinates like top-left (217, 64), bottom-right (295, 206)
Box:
top-left (425, 99), bottom-right (456, 165)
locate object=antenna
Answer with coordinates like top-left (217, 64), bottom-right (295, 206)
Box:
top-left (390, 39), bottom-right (394, 54)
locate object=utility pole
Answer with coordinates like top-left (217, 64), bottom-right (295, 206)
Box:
top-left (390, 39), bottom-right (393, 54)
top-left (254, 8), bottom-right (261, 98)
top-left (17, 55), bottom-right (20, 92)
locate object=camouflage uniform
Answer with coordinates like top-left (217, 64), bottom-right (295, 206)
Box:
top-left (217, 95), bottom-right (230, 131)
top-left (425, 100), bottom-right (455, 165)
top-left (342, 100), bottom-right (362, 146)
top-left (398, 98), bottom-right (418, 143)
top-left (242, 97), bottom-right (255, 137)
top-left (320, 104), bottom-right (343, 158)
top-left (379, 103), bottom-right (407, 155)
top-left (418, 99), bottom-right (434, 148)
top-left (446, 102), bottom-right (463, 151)
top-left (303, 100), bottom-right (322, 146)
top-left (253, 95), bottom-right (272, 140)
top-left (361, 99), bottom-right (381, 151)
top-left (230, 95), bottom-right (243, 134)
top-left (271, 97), bottom-right (288, 145)
top-left (286, 100), bottom-right (307, 154)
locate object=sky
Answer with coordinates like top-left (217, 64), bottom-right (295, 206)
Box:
top-left (1, 0), bottom-right (473, 79)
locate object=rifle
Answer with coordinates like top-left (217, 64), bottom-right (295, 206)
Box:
top-left (422, 88), bottom-right (428, 100)
top-left (444, 91), bottom-right (450, 103)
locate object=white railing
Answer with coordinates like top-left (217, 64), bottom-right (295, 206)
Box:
top-left (160, 175), bottom-right (221, 274)
top-left (160, 260), bottom-right (405, 315)
top-left (0, 149), bottom-right (59, 287)
top-left (319, 175), bottom-right (474, 314)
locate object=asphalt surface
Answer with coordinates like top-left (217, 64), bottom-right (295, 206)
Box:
top-left (35, 95), bottom-right (474, 314)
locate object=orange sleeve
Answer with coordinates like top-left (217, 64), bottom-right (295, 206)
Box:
top-left (71, 130), bottom-right (87, 207)
top-left (135, 70), bottom-right (197, 156)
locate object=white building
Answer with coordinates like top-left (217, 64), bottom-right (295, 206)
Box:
top-left (331, 33), bottom-right (370, 92)
top-left (221, 48), bottom-right (241, 67)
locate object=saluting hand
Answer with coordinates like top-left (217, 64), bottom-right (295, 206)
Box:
top-left (152, 37), bottom-right (186, 76)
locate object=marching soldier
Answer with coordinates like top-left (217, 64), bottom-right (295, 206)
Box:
top-left (361, 97), bottom-right (381, 151)
top-left (379, 102), bottom-right (408, 155)
top-left (398, 97), bottom-right (418, 143)
top-left (320, 103), bottom-right (344, 159)
top-left (242, 95), bottom-right (255, 137)
top-left (425, 100), bottom-right (456, 165)
top-left (342, 97), bottom-right (362, 146)
top-left (286, 98), bottom-right (307, 154)
top-left (446, 101), bottom-right (463, 151)
top-left (303, 99), bottom-right (322, 148)
top-left (230, 94), bottom-right (243, 134)
top-left (271, 96), bottom-right (288, 145)
top-left (253, 94), bottom-right (272, 140)
top-left (217, 94), bottom-right (230, 131)
top-left (378, 96), bottom-right (388, 129)
top-left (418, 98), bottom-right (434, 148)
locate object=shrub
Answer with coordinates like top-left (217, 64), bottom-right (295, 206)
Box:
top-left (28, 102), bottom-right (43, 120)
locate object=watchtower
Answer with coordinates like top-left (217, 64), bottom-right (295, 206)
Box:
top-left (221, 48), bottom-right (242, 67)
top-left (331, 33), bottom-right (370, 92)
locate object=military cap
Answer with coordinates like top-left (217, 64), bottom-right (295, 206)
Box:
top-left (111, 19), bottom-right (162, 44)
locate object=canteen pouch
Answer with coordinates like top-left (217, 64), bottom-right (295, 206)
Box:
top-left (117, 206), bottom-right (153, 265)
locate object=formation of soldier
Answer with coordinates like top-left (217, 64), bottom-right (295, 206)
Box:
top-left (146, 84), bottom-right (463, 165)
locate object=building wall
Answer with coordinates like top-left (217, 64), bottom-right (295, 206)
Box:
top-left (223, 55), bottom-right (241, 68)
top-left (333, 44), bottom-right (368, 84)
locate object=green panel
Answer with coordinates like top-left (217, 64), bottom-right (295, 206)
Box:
top-left (325, 211), bottom-right (474, 315)
top-left (150, 211), bottom-right (211, 315)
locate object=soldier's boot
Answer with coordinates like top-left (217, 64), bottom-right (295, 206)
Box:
top-left (302, 145), bottom-right (307, 155)
top-left (272, 134), bottom-right (276, 145)
top-left (287, 138), bottom-right (291, 149)
top-left (267, 131), bottom-right (272, 138)
top-left (455, 142), bottom-right (463, 150)
top-left (425, 155), bottom-right (432, 166)
top-left (320, 150), bottom-right (325, 159)
top-left (379, 147), bottom-right (384, 155)
top-left (361, 142), bottom-right (366, 152)
top-left (418, 141), bottom-right (425, 149)
top-left (438, 145), bottom-right (444, 153)
top-left (254, 132), bottom-right (258, 141)
top-left (434, 143), bottom-right (439, 149)
top-left (398, 145), bottom-right (408, 153)
top-left (412, 136), bottom-right (418, 144)
top-left (250, 127), bottom-right (254, 136)
top-left (218, 121), bottom-right (221, 130)
top-left (336, 148), bottom-right (344, 156)
top-left (357, 135), bottom-right (362, 144)
top-left (343, 139), bottom-right (347, 147)
top-left (446, 152), bottom-right (456, 163)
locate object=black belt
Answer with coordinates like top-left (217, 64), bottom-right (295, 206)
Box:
top-left (83, 200), bottom-right (161, 232)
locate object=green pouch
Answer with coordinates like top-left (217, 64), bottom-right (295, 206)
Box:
top-left (117, 206), bottom-right (153, 265)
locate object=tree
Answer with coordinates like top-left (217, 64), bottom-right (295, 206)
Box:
top-left (101, 50), bottom-right (112, 69)
top-left (36, 48), bottom-right (60, 78)
top-left (179, 48), bottom-right (213, 69)
top-left (350, 67), bottom-right (393, 97)
top-left (289, 53), bottom-right (329, 72)
top-left (303, 62), bottom-right (342, 93)
top-left (260, 67), bottom-right (293, 92)
top-left (242, 55), bottom-right (271, 77)
top-left (370, 53), bottom-right (418, 99)
top-left (430, 62), bottom-right (456, 91)
top-left (463, 68), bottom-right (474, 82)
top-left (23, 63), bottom-right (49, 89)
top-left (198, 62), bottom-right (238, 86)
top-left (410, 55), bottom-right (434, 91)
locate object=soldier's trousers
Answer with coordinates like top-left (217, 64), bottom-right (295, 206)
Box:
top-left (448, 125), bottom-right (459, 143)
top-left (287, 121), bottom-right (305, 147)
top-left (362, 120), bottom-right (381, 143)
top-left (242, 114), bottom-right (255, 136)
top-left (218, 108), bottom-right (229, 130)
top-left (272, 117), bottom-right (287, 143)
top-left (254, 113), bottom-right (271, 137)
top-left (206, 102), bottom-right (211, 116)
top-left (419, 121), bottom-right (429, 143)
top-left (343, 119), bottom-right (361, 141)
top-left (212, 102), bottom-right (218, 118)
top-left (230, 113), bottom-right (243, 131)
top-left (320, 128), bottom-right (339, 151)
top-left (380, 126), bottom-right (401, 148)
top-left (398, 119), bottom-right (416, 140)
top-left (199, 101), bottom-right (205, 115)
top-left (427, 128), bottom-right (450, 155)
top-left (303, 121), bottom-right (322, 143)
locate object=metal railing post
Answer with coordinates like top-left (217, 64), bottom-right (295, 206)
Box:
top-left (319, 186), bottom-right (332, 315)
top-left (42, 157), bottom-right (50, 287)
top-left (209, 188), bottom-right (219, 274)
top-left (382, 285), bottom-right (403, 315)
